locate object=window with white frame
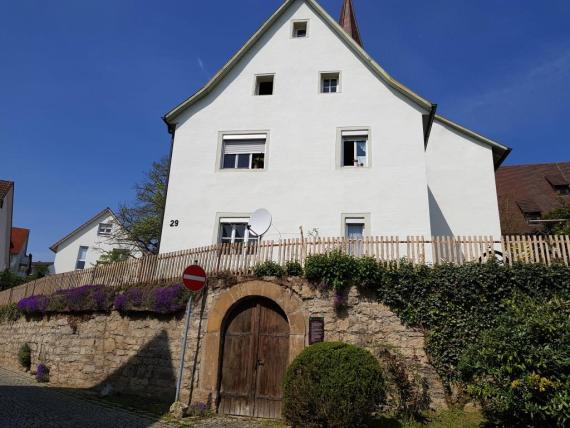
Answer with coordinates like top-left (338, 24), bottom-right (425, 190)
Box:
top-left (321, 72), bottom-right (340, 93)
top-left (341, 130), bottom-right (368, 167)
top-left (221, 134), bottom-right (266, 170)
top-left (219, 218), bottom-right (250, 244)
top-left (292, 21), bottom-right (308, 38)
top-left (345, 218), bottom-right (365, 238)
top-left (98, 223), bottom-right (112, 236)
top-left (76, 246), bottom-right (88, 270)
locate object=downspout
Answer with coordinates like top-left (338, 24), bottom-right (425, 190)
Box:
top-left (156, 118), bottom-right (176, 255)
top-left (423, 104), bottom-right (437, 150)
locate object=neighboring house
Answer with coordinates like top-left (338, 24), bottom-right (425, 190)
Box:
top-left (496, 162), bottom-right (570, 234)
top-left (10, 227), bottom-right (31, 276)
top-left (30, 261), bottom-right (55, 277)
top-left (0, 180), bottom-right (14, 271)
top-left (159, 0), bottom-right (510, 254)
top-left (50, 208), bottom-right (133, 274)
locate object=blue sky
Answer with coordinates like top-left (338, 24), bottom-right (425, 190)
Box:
top-left (1, 0), bottom-right (569, 262)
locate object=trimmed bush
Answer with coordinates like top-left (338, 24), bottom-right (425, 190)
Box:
top-left (35, 363), bottom-right (49, 383)
top-left (283, 342), bottom-right (386, 427)
top-left (18, 343), bottom-right (31, 370)
top-left (459, 295), bottom-right (570, 427)
top-left (254, 261), bottom-right (285, 278)
top-left (285, 260), bottom-right (303, 277)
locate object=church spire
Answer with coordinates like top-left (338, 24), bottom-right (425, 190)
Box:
top-left (339, 0), bottom-right (363, 47)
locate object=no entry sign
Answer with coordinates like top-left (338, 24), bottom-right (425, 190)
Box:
top-left (182, 265), bottom-right (207, 292)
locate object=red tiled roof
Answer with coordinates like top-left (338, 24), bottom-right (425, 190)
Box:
top-left (10, 227), bottom-right (30, 255)
top-left (496, 162), bottom-right (570, 234)
top-left (339, 0), bottom-right (363, 47)
top-left (0, 180), bottom-right (13, 200)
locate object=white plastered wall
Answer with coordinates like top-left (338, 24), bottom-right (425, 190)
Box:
top-left (53, 214), bottom-right (125, 274)
top-left (426, 120), bottom-right (502, 238)
top-left (160, 0), bottom-right (432, 253)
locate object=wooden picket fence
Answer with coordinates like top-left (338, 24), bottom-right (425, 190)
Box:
top-left (1, 235), bottom-right (569, 306)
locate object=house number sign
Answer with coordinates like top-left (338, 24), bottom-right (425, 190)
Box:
top-left (309, 317), bottom-right (324, 345)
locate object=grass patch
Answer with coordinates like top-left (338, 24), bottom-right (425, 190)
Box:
top-left (369, 409), bottom-right (485, 428)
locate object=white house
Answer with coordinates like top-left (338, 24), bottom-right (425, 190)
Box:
top-left (0, 181), bottom-right (14, 272)
top-left (50, 208), bottom-right (134, 274)
top-left (159, 0), bottom-right (510, 254)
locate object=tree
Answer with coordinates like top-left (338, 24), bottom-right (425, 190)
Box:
top-left (110, 156), bottom-right (169, 255)
top-left (543, 200), bottom-right (570, 235)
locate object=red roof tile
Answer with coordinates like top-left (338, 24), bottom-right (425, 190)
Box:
top-left (10, 228), bottom-right (30, 255)
top-left (0, 180), bottom-right (13, 200)
top-left (496, 162), bottom-right (570, 234)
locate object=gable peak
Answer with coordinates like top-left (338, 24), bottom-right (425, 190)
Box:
top-left (339, 0), bottom-right (363, 47)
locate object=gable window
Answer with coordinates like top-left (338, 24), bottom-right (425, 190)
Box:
top-left (98, 223), bottom-right (112, 236)
top-left (292, 21), bottom-right (308, 38)
top-left (255, 75), bottom-right (274, 95)
top-left (321, 72), bottom-right (340, 93)
top-left (341, 130), bottom-right (368, 167)
top-left (76, 246), bottom-right (88, 270)
top-left (221, 134), bottom-right (266, 170)
top-left (219, 219), bottom-right (250, 244)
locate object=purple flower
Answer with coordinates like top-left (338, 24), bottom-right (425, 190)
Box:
top-left (113, 288), bottom-right (144, 312)
top-left (36, 363), bottom-right (49, 382)
top-left (114, 294), bottom-right (128, 312)
top-left (53, 285), bottom-right (111, 312)
top-left (152, 284), bottom-right (188, 314)
top-left (17, 295), bottom-right (49, 314)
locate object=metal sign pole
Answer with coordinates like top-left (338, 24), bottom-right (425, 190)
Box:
top-left (174, 294), bottom-right (194, 403)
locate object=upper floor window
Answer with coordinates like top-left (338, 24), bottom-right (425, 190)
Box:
top-left (221, 134), bottom-right (266, 170)
top-left (76, 246), bottom-right (88, 270)
top-left (255, 74), bottom-right (274, 95)
top-left (321, 72), bottom-right (340, 93)
top-left (292, 21), bottom-right (308, 38)
top-left (341, 130), bottom-right (368, 167)
top-left (98, 223), bottom-right (112, 236)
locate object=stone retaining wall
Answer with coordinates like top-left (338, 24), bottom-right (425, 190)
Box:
top-left (0, 277), bottom-right (446, 408)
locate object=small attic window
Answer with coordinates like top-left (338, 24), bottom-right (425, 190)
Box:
top-left (255, 75), bottom-right (274, 96)
top-left (321, 72), bottom-right (340, 93)
top-left (292, 21), bottom-right (308, 38)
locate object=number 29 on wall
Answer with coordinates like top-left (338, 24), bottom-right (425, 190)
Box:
top-left (170, 219), bottom-right (179, 227)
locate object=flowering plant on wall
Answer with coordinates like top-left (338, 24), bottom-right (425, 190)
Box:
top-left (35, 363), bottom-right (50, 383)
top-left (113, 284), bottom-right (190, 314)
top-left (17, 285), bottom-right (113, 314)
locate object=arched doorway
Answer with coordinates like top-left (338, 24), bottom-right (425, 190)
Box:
top-left (218, 297), bottom-right (290, 419)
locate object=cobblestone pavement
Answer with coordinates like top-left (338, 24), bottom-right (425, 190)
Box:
top-left (0, 367), bottom-right (279, 428)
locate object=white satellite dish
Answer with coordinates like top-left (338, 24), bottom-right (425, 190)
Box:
top-left (248, 208), bottom-right (272, 237)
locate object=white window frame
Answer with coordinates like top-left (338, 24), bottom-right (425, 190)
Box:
top-left (97, 223), bottom-right (112, 236)
top-left (254, 74), bottom-right (275, 96)
top-left (336, 128), bottom-right (371, 168)
top-left (216, 131), bottom-right (269, 172)
top-left (76, 246), bottom-right (88, 270)
top-left (320, 71), bottom-right (341, 94)
top-left (341, 213), bottom-right (371, 237)
top-left (291, 20), bottom-right (309, 38)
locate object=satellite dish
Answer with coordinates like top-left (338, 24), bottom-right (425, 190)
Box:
top-left (248, 208), bottom-right (272, 237)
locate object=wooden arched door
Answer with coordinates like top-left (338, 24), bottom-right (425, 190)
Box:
top-left (218, 297), bottom-right (290, 419)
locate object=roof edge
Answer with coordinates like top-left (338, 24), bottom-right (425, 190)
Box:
top-left (49, 208), bottom-right (116, 253)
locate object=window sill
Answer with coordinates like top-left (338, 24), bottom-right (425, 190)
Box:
top-left (218, 168), bottom-right (266, 172)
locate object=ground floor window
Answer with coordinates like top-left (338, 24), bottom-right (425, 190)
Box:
top-left (219, 220), bottom-right (250, 244)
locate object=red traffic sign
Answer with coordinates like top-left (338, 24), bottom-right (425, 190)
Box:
top-left (182, 265), bottom-right (207, 292)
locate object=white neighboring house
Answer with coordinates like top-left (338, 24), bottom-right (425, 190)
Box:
top-left (50, 208), bottom-right (134, 274)
top-left (0, 180), bottom-right (14, 272)
top-left (159, 0), bottom-right (511, 255)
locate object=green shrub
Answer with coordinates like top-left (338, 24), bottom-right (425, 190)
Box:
top-left (283, 342), bottom-right (386, 427)
top-left (253, 261), bottom-right (285, 278)
top-left (355, 256), bottom-right (384, 289)
top-left (459, 295), bottom-right (570, 427)
top-left (0, 303), bottom-right (20, 322)
top-left (18, 343), bottom-right (31, 370)
top-left (304, 250), bottom-right (358, 291)
top-left (285, 260), bottom-right (303, 277)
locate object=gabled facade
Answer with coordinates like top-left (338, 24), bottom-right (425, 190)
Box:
top-left (50, 208), bottom-right (133, 274)
top-left (0, 180), bottom-right (14, 272)
top-left (159, 0), bottom-right (510, 254)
